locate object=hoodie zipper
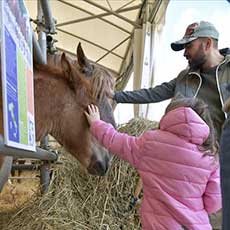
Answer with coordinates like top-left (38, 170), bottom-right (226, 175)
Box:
top-left (216, 58), bottom-right (228, 118)
top-left (188, 72), bottom-right (202, 98)
top-left (188, 58), bottom-right (228, 118)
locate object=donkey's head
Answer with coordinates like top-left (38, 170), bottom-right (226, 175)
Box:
top-left (60, 43), bottom-right (116, 175)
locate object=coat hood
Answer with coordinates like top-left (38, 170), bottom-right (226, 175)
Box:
top-left (220, 48), bottom-right (230, 64)
top-left (160, 107), bottom-right (210, 145)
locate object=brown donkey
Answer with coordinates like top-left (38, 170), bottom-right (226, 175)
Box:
top-left (0, 43), bottom-right (116, 189)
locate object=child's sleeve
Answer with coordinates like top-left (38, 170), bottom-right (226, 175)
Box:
top-left (203, 166), bottom-right (222, 214)
top-left (90, 120), bottom-right (144, 166)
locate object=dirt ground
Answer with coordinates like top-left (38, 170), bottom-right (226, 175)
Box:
top-left (0, 171), bottom-right (39, 212)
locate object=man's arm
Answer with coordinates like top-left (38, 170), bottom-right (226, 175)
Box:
top-left (114, 78), bottom-right (177, 104)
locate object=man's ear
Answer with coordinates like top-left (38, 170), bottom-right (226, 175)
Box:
top-left (206, 38), bottom-right (212, 49)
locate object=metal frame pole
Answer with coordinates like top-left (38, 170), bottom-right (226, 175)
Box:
top-left (40, 0), bottom-right (56, 34)
top-left (33, 0), bottom-right (56, 64)
top-left (0, 156), bottom-right (13, 191)
top-left (36, 0), bottom-right (47, 64)
top-left (0, 136), bottom-right (58, 161)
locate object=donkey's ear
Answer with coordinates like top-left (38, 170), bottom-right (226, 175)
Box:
top-left (61, 52), bottom-right (84, 91)
top-left (61, 53), bottom-right (71, 77)
top-left (77, 43), bottom-right (93, 75)
top-left (61, 52), bottom-right (76, 89)
top-left (77, 43), bottom-right (87, 67)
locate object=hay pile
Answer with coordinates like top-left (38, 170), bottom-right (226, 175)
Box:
top-left (0, 118), bottom-right (158, 230)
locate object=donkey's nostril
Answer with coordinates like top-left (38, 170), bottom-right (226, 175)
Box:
top-left (96, 161), bottom-right (107, 174)
top-left (87, 160), bottom-right (108, 176)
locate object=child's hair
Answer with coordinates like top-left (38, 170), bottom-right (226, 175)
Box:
top-left (165, 94), bottom-right (219, 156)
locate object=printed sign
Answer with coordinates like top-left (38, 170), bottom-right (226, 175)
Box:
top-left (0, 0), bottom-right (35, 151)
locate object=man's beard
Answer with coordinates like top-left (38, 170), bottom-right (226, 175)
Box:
top-left (189, 45), bottom-right (206, 70)
top-left (189, 56), bottom-right (206, 70)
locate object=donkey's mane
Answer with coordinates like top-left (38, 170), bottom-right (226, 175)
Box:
top-left (90, 67), bottom-right (115, 102)
top-left (34, 64), bottom-right (63, 79)
top-left (34, 54), bottom-right (64, 79)
top-left (34, 52), bottom-right (67, 77)
top-left (35, 52), bottom-right (115, 102)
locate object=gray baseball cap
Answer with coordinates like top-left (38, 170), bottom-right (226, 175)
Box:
top-left (171, 21), bottom-right (219, 51)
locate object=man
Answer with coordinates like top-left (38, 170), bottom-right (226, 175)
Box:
top-left (113, 21), bottom-right (230, 229)
top-left (220, 95), bottom-right (230, 230)
top-left (114, 21), bottom-right (230, 142)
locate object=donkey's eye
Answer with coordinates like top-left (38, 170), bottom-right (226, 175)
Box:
top-left (81, 66), bottom-right (94, 76)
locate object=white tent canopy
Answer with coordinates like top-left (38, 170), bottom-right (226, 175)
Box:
top-left (25, 0), bottom-right (169, 121)
top-left (25, 0), bottom-right (168, 78)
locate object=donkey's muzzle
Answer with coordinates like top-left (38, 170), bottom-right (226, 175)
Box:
top-left (87, 154), bottom-right (110, 176)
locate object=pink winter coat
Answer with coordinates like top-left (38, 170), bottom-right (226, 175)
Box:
top-left (90, 107), bottom-right (221, 230)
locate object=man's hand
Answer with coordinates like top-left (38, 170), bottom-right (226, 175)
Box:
top-left (84, 104), bottom-right (101, 126)
top-left (223, 98), bottom-right (230, 113)
top-left (107, 91), bottom-right (115, 100)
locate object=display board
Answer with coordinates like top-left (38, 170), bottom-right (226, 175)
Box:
top-left (0, 0), bottom-right (35, 151)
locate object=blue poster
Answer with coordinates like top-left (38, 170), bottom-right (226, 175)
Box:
top-left (5, 28), bottom-right (20, 143)
top-left (0, 1), bottom-right (35, 151)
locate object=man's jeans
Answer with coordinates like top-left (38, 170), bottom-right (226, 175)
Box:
top-left (220, 117), bottom-right (230, 230)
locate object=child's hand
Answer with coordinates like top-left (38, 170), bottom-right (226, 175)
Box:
top-left (84, 104), bottom-right (101, 126)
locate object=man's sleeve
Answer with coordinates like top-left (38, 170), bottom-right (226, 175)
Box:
top-left (114, 78), bottom-right (177, 104)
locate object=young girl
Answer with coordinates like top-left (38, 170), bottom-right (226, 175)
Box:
top-left (84, 97), bottom-right (221, 230)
